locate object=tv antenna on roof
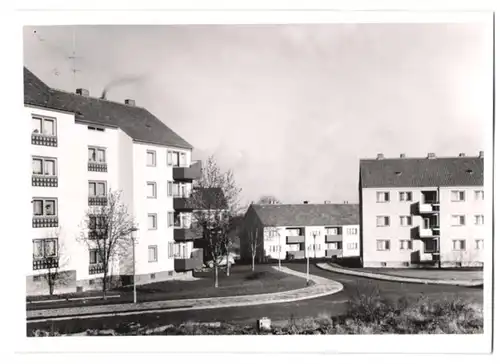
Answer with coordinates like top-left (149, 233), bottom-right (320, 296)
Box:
top-left (67, 27), bottom-right (83, 91)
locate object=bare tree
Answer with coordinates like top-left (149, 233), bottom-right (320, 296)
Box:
top-left (257, 195), bottom-right (281, 205)
top-left (34, 227), bottom-right (70, 296)
top-left (189, 155), bottom-right (242, 287)
top-left (79, 189), bottom-right (137, 299)
top-left (248, 227), bottom-right (261, 271)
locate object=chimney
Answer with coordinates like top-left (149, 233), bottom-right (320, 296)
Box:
top-left (376, 153), bottom-right (384, 160)
top-left (400, 153), bottom-right (406, 158)
top-left (343, 200), bottom-right (348, 204)
top-left (479, 151), bottom-right (484, 158)
top-left (125, 99), bottom-right (136, 106)
top-left (324, 200), bottom-right (331, 204)
top-left (76, 88), bottom-right (89, 97)
top-left (459, 153), bottom-right (466, 157)
top-left (303, 201), bottom-right (309, 204)
top-left (427, 153), bottom-right (436, 159)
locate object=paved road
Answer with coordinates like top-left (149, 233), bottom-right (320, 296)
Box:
top-left (27, 263), bottom-right (483, 334)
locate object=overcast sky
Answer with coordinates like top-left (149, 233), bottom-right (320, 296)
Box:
top-left (23, 22), bottom-right (492, 205)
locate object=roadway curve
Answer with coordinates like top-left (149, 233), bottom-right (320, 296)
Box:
top-left (27, 262), bottom-right (483, 334)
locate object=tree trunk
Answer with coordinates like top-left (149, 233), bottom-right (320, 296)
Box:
top-left (226, 253), bottom-right (230, 276)
top-left (102, 271), bottom-right (108, 300)
top-left (214, 263), bottom-right (219, 288)
top-left (251, 254), bottom-right (255, 271)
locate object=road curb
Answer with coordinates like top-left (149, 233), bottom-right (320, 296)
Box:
top-left (27, 266), bottom-right (343, 322)
top-left (316, 263), bottom-right (483, 287)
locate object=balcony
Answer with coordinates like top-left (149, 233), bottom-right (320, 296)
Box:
top-left (32, 175), bottom-right (58, 187)
top-left (419, 202), bottom-right (440, 214)
top-left (325, 249), bottom-right (343, 258)
top-left (325, 234), bottom-right (342, 243)
top-left (31, 133), bottom-right (57, 147)
top-left (419, 226), bottom-right (440, 238)
top-left (286, 236), bottom-right (305, 244)
top-left (88, 196), bottom-right (107, 206)
top-left (88, 162), bottom-right (108, 173)
top-left (88, 229), bottom-right (108, 240)
top-left (89, 263), bottom-right (104, 275)
top-left (33, 257), bottom-right (59, 270)
top-left (286, 251), bottom-right (305, 260)
top-left (32, 216), bottom-right (58, 228)
top-left (173, 196), bottom-right (192, 211)
top-left (172, 161), bottom-right (202, 181)
top-left (174, 228), bottom-right (200, 241)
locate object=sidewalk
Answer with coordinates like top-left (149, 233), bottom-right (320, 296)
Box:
top-left (27, 266), bottom-right (343, 321)
top-left (317, 263), bottom-right (483, 287)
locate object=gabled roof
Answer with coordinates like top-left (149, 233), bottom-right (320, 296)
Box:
top-left (250, 203), bottom-right (359, 227)
top-left (359, 156), bottom-right (484, 188)
top-left (24, 67), bottom-right (193, 149)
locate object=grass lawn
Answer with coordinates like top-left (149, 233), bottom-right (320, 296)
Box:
top-left (118, 264), bottom-right (307, 299)
top-left (349, 267), bottom-right (483, 281)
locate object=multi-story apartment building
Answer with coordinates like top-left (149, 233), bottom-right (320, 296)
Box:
top-left (359, 152), bottom-right (485, 268)
top-left (25, 67), bottom-right (203, 295)
top-left (240, 202), bottom-right (359, 262)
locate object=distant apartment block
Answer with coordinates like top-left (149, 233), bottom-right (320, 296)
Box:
top-left (359, 152), bottom-right (485, 268)
top-left (240, 202), bottom-right (360, 262)
top-left (25, 67), bottom-right (203, 295)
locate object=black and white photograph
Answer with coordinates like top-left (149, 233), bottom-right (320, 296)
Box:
top-left (4, 2), bottom-right (496, 358)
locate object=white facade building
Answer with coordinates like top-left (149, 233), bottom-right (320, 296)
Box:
top-left (25, 67), bottom-right (202, 295)
top-left (240, 202), bottom-right (360, 262)
top-left (359, 152), bottom-right (485, 268)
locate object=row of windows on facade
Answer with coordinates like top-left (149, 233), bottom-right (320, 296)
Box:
top-left (375, 190), bottom-right (484, 203)
top-left (147, 212), bottom-right (191, 230)
top-left (32, 239), bottom-right (190, 266)
top-left (146, 149), bottom-right (188, 168)
top-left (32, 147), bottom-right (107, 177)
top-left (375, 239), bottom-right (484, 251)
top-left (32, 115), bottom-right (107, 137)
top-left (375, 215), bottom-right (484, 227)
top-left (267, 227), bottom-right (358, 238)
top-left (267, 242), bottom-right (359, 253)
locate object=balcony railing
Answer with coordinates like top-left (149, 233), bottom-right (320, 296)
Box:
top-left (419, 226), bottom-right (440, 238)
top-left (286, 251), bottom-right (306, 260)
top-left (173, 228), bottom-right (200, 241)
top-left (286, 236), bottom-right (305, 244)
top-left (173, 196), bottom-right (192, 210)
top-left (325, 234), bottom-right (342, 243)
top-left (88, 229), bottom-right (109, 240)
top-left (419, 202), bottom-right (440, 214)
top-left (88, 161), bottom-right (108, 173)
top-left (32, 174), bottom-right (58, 187)
top-left (32, 216), bottom-right (58, 228)
top-left (89, 263), bottom-right (105, 275)
top-left (32, 133), bottom-right (57, 147)
top-left (325, 249), bottom-right (343, 258)
top-left (88, 196), bottom-right (108, 206)
top-left (33, 257), bottom-right (59, 270)
top-left (172, 161), bottom-right (202, 181)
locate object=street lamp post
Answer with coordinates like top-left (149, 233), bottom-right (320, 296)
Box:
top-left (305, 231), bottom-right (310, 283)
top-left (131, 228), bottom-right (138, 304)
top-left (276, 230), bottom-right (281, 270)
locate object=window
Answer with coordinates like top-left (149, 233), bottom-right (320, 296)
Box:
top-left (33, 239), bottom-right (58, 259)
top-left (89, 215), bottom-right (107, 230)
top-left (147, 150), bottom-right (156, 167)
top-left (146, 182), bottom-right (157, 198)
top-left (453, 239), bottom-right (466, 251)
top-left (346, 227), bottom-right (358, 235)
top-left (451, 215), bottom-right (466, 226)
top-left (326, 227), bottom-right (339, 235)
top-left (89, 181), bottom-right (107, 197)
top-left (32, 157), bottom-right (57, 176)
top-left (172, 152), bottom-right (180, 167)
top-left (475, 190), bottom-right (484, 201)
top-left (399, 192), bottom-right (412, 202)
top-left (88, 147), bottom-right (106, 163)
top-left (475, 239), bottom-right (484, 249)
top-left (148, 246), bottom-right (158, 262)
top-left (167, 212), bottom-right (174, 227)
top-left (376, 240), bottom-right (390, 251)
top-left (451, 190), bottom-right (466, 202)
top-left (167, 181), bottom-right (173, 196)
top-left (168, 242), bottom-right (174, 258)
top-left (399, 240), bottom-right (413, 250)
top-left (474, 215), bottom-right (484, 225)
top-left (148, 213), bottom-right (157, 230)
top-left (376, 216), bottom-right (390, 227)
top-left (376, 192), bottom-right (390, 203)
top-left (347, 242), bottom-right (358, 249)
top-left (167, 151), bottom-right (173, 166)
top-left (172, 183), bottom-right (180, 197)
top-left (399, 216), bottom-right (412, 227)
top-left (179, 152), bottom-right (187, 167)
top-left (32, 198), bottom-right (57, 216)
top-left (89, 249), bottom-right (103, 264)
top-left (32, 115), bottom-right (56, 136)
top-left (88, 126), bottom-right (105, 132)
